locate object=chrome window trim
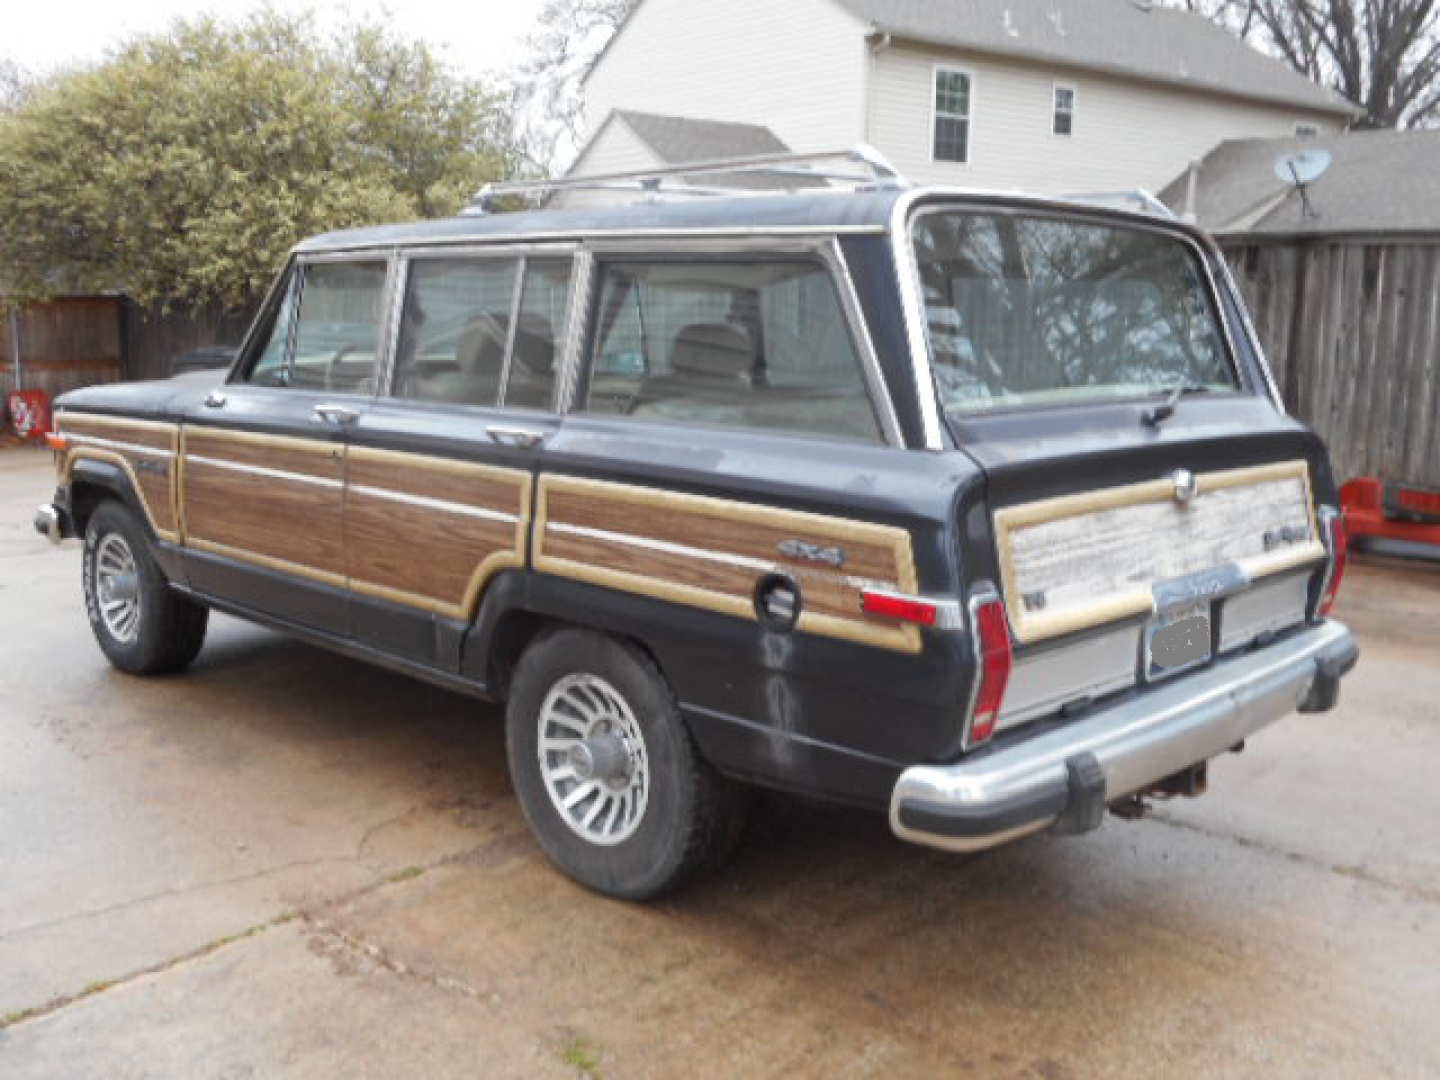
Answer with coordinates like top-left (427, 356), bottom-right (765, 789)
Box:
top-left (825, 237), bottom-right (904, 449)
top-left (294, 224), bottom-right (890, 257)
top-left (889, 188), bottom-right (1255, 450)
top-left (495, 255), bottom-right (530, 408)
top-left (1215, 252), bottom-right (1286, 413)
top-left (556, 248), bottom-right (596, 414)
top-left (565, 235), bottom-right (903, 449)
top-left (378, 251), bottom-right (409, 398)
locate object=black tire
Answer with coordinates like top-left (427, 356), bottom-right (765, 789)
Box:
top-left (82, 500), bottom-right (209, 675)
top-left (505, 628), bottom-right (748, 900)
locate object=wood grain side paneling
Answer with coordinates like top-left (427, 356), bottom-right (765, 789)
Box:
top-left (344, 447), bottom-right (530, 618)
top-left (535, 475), bottom-right (921, 654)
top-left (181, 426), bottom-right (347, 582)
top-left (56, 412), bottom-right (180, 541)
top-left (185, 427), bottom-right (341, 479)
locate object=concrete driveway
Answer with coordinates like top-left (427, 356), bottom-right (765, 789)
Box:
top-left (1, 446), bottom-right (1437, 1078)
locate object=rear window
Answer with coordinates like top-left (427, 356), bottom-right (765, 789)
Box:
top-left (912, 210), bottom-right (1237, 413)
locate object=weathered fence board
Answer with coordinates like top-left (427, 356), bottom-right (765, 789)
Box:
top-left (1224, 239), bottom-right (1440, 488)
top-left (0, 297), bottom-right (124, 403)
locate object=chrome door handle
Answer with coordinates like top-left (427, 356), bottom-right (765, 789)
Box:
top-left (487, 425), bottom-right (546, 449)
top-left (204, 390), bottom-right (227, 408)
top-left (313, 404), bottom-right (360, 425)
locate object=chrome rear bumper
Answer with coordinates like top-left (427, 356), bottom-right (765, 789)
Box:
top-left (890, 620), bottom-right (1358, 853)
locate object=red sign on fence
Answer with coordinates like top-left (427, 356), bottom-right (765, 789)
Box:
top-left (6, 390), bottom-right (52, 441)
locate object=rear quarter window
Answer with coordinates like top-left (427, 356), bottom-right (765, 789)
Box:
top-left (580, 258), bottom-right (883, 444)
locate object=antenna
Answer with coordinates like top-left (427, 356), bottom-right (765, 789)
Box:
top-left (1274, 149), bottom-right (1331, 220)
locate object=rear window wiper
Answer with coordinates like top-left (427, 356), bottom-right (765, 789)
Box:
top-left (1142, 382), bottom-right (1212, 427)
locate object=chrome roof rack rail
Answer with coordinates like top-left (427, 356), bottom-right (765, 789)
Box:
top-left (463, 145), bottom-right (907, 215)
top-left (1062, 188), bottom-right (1177, 219)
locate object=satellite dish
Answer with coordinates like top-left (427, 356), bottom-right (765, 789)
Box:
top-left (1274, 149), bottom-right (1332, 186)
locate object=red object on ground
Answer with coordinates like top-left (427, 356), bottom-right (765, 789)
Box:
top-left (6, 389), bottom-right (52, 441)
top-left (1339, 476), bottom-right (1440, 553)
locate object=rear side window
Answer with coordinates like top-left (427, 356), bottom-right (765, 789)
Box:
top-left (581, 259), bottom-right (882, 444)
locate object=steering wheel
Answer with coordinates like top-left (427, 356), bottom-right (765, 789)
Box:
top-left (325, 344), bottom-right (358, 390)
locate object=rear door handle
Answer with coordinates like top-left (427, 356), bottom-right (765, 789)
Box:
top-left (487, 425), bottom-right (546, 449)
top-left (204, 390), bottom-right (227, 408)
top-left (313, 404), bottom-right (360, 425)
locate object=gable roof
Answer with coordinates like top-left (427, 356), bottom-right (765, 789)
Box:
top-left (588, 0), bottom-right (1357, 118)
top-left (1158, 130), bottom-right (1440, 237)
top-left (567, 110), bottom-right (821, 192)
top-left (836, 0), bottom-right (1357, 115)
top-left (613, 109), bottom-right (791, 162)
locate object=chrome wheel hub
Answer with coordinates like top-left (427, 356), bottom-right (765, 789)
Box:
top-left (95, 533), bottom-right (141, 644)
top-left (537, 673), bottom-right (650, 846)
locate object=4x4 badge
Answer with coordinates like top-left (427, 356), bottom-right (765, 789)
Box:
top-left (777, 539), bottom-right (846, 568)
top-left (1171, 469), bottom-right (1198, 505)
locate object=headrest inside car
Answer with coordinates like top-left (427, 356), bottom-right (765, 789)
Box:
top-left (669, 323), bottom-right (753, 382)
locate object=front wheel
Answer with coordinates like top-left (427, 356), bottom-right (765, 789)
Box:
top-left (82, 500), bottom-right (208, 675)
top-left (505, 629), bottom-right (747, 899)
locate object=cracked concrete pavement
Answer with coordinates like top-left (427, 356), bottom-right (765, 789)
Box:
top-left (1, 446), bottom-right (1438, 1077)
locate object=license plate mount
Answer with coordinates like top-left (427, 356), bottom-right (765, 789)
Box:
top-left (1145, 600), bottom-right (1213, 682)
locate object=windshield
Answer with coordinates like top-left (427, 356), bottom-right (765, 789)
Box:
top-left (911, 209), bottom-right (1238, 413)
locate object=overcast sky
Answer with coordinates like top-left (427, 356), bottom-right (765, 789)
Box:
top-left (2, 0), bottom-right (549, 79)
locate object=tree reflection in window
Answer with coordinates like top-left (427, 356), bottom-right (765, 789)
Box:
top-left (913, 211), bottom-right (1236, 412)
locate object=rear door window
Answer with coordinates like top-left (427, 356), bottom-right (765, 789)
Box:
top-left (581, 258), bottom-right (882, 444)
top-left (392, 254), bottom-right (573, 410)
top-left (392, 257), bottom-right (519, 407)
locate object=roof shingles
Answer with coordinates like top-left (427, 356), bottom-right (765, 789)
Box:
top-left (1160, 129), bottom-right (1440, 236)
top-left (837, 0), bottom-right (1355, 116)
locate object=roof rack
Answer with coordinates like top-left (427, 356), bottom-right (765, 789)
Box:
top-left (463, 145), bottom-right (907, 215)
top-left (1062, 188), bottom-right (1177, 219)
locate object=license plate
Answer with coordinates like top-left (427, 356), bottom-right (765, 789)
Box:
top-left (1146, 600), bottom-right (1212, 680)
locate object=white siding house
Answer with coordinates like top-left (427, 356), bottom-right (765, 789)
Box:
top-left (576, 0), bottom-right (1359, 195)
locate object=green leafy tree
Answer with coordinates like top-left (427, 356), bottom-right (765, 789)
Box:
top-left (0, 13), bottom-right (509, 308)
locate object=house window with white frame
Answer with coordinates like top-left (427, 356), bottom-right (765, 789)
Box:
top-left (1053, 84), bottom-right (1076, 136)
top-left (933, 68), bottom-right (972, 163)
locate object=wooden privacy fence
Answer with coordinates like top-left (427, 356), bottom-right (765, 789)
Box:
top-left (1, 297), bottom-right (124, 402)
top-left (1223, 238), bottom-right (1440, 489)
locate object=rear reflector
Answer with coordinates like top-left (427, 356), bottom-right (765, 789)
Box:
top-left (969, 598), bottom-right (1013, 745)
top-left (861, 589), bottom-right (937, 627)
top-left (1319, 510), bottom-right (1348, 617)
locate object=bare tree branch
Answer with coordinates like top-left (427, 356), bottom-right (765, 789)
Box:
top-left (1170, 0), bottom-right (1440, 127)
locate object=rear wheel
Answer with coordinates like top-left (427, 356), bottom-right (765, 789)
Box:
top-left (505, 629), bottom-right (747, 899)
top-left (82, 500), bottom-right (208, 675)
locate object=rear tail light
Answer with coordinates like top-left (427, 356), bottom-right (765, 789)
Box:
top-left (968, 596), bottom-right (1013, 745)
top-left (1318, 509), bottom-right (1348, 617)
